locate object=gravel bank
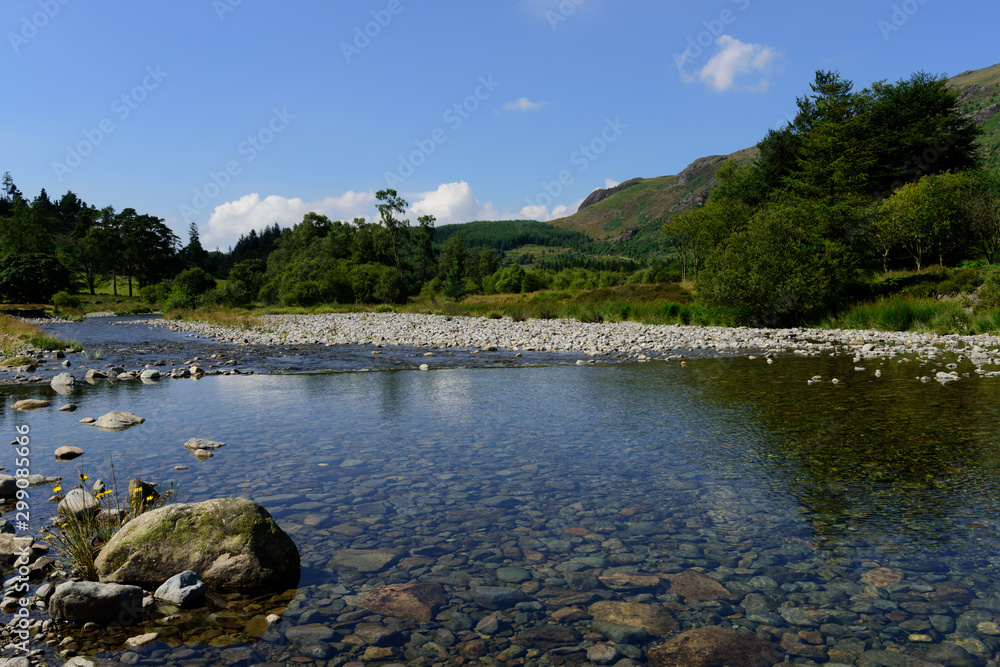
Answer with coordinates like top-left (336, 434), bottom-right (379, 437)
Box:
top-left (154, 312), bottom-right (1000, 361)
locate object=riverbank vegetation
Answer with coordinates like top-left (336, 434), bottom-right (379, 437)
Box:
top-left (3, 67), bottom-right (1000, 335)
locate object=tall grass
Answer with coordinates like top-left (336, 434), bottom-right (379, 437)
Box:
top-left (826, 296), bottom-right (1000, 334)
top-left (0, 313), bottom-right (81, 355)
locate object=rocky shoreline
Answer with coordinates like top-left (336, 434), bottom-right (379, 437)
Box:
top-left (154, 312), bottom-right (1000, 363)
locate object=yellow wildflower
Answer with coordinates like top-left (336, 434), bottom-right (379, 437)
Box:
top-left (52, 486), bottom-right (62, 492)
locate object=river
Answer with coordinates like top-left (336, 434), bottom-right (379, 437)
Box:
top-left (4, 316), bottom-right (1000, 665)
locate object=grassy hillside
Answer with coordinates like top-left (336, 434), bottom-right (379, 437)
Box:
top-left (949, 62), bottom-right (1000, 167)
top-left (547, 146), bottom-right (758, 254)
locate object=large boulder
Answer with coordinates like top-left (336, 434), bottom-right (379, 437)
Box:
top-left (49, 581), bottom-right (144, 626)
top-left (94, 497), bottom-right (299, 591)
top-left (646, 626), bottom-right (784, 667)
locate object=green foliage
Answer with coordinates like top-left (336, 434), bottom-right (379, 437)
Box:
top-left (976, 271), bottom-right (1000, 311)
top-left (878, 171), bottom-right (970, 270)
top-left (139, 282), bottom-right (171, 304)
top-left (494, 265), bottom-right (526, 293)
top-left (433, 219), bottom-right (592, 251)
top-left (0, 253), bottom-right (71, 303)
top-left (52, 291), bottom-right (81, 311)
top-left (172, 267), bottom-right (217, 296)
top-left (697, 201), bottom-right (855, 325)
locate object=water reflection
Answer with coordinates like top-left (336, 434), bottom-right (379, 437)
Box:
top-left (7, 355), bottom-right (1000, 662)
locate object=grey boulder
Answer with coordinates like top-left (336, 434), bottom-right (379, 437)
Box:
top-left (154, 570), bottom-right (206, 607)
top-left (49, 581), bottom-right (144, 625)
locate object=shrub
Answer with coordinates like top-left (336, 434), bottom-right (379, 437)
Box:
top-left (52, 291), bottom-right (81, 311)
top-left (139, 282), bottom-right (171, 305)
top-left (172, 267), bottom-right (217, 296)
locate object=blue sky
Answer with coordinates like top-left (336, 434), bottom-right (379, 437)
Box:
top-left (2, 0), bottom-right (997, 250)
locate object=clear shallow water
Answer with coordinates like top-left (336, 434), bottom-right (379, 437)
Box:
top-left (6, 350), bottom-right (1000, 664)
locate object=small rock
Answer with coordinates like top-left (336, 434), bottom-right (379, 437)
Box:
top-left (58, 403), bottom-right (78, 412)
top-left (588, 644), bottom-right (619, 665)
top-left (51, 372), bottom-right (76, 387)
top-left (12, 399), bottom-right (50, 411)
top-left (154, 570), bottom-right (206, 608)
top-left (94, 411), bottom-right (145, 431)
top-left (183, 438), bottom-right (226, 452)
top-left (54, 446), bottom-right (85, 462)
top-left (58, 488), bottom-right (100, 518)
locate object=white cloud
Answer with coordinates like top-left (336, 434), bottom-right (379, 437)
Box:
top-left (517, 196), bottom-right (586, 222)
top-left (202, 191), bottom-right (375, 249)
top-left (688, 35), bottom-right (779, 92)
top-left (407, 182), bottom-right (501, 225)
top-left (604, 178), bottom-right (620, 189)
top-left (501, 97), bottom-right (547, 112)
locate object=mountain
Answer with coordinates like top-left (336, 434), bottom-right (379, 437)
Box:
top-left (546, 62), bottom-right (1000, 254)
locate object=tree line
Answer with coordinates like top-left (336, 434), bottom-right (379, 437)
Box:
top-left (0, 174), bottom-right (192, 303)
top-left (662, 70), bottom-right (999, 325)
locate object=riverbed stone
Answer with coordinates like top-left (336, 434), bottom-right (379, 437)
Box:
top-left (646, 626), bottom-right (784, 667)
top-left (663, 569), bottom-right (739, 601)
top-left (94, 497), bottom-right (300, 590)
top-left (589, 601), bottom-right (678, 637)
top-left (362, 582), bottom-right (447, 621)
top-left (495, 566), bottom-right (531, 583)
top-left (327, 548), bottom-right (402, 573)
top-left (472, 585), bottom-right (528, 609)
top-left (94, 411), bottom-right (145, 431)
top-left (861, 567), bottom-right (904, 586)
top-left (49, 581), bottom-right (144, 625)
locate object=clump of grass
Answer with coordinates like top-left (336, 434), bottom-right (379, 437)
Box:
top-left (46, 466), bottom-right (176, 581)
top-left (0, 313), bottom-right (78, 355)
top-left (0, 355), bottom-right (35, 367)
top-left (826, 296), bottom-right (997, 334)
top-left (167, 306), bottom-right (263, 329)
